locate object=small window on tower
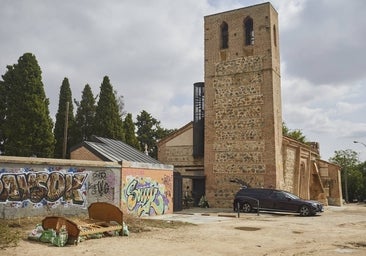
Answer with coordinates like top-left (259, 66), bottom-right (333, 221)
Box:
top-left (220, 21), bottom-right (228, 49)
top-left (273, 25), bottom-right (277, 47)
top-left (244, 17), bottom-right (254, 45)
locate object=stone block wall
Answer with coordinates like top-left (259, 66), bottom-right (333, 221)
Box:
top-left (204, 3), bottom-right (282, 207)
top-left (318, 160), bottom-right (342, 206)
top-left (282, 137), bottom-right (341, 206)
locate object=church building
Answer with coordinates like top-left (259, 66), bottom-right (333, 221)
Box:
top-left (157, 3), bottom-right (342, 208)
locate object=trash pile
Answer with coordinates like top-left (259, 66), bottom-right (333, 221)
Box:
top-left (28, 222), bottom-right (129, 246)
top-left (28, 224), bottom-right (69, 247)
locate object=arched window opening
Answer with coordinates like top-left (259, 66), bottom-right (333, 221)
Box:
top-left (273, 25), bottom-right (277, 47)
top-left (244, 17), bottom-right (254, 45)
top-left (220, 22), bottom-right (228, 49)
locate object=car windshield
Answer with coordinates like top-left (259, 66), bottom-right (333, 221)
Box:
top-left (283, 191), bottom-right (300, 200)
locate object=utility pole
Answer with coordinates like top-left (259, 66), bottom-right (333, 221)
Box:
top-left (344, 165), bottom-right (349, 203)
top-left (62, 101), bottom-right (69, 159)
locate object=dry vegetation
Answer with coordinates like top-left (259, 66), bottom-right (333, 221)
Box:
top-left (0, 214), bottom-right (194, 250)
top-left (2, 205), bottom-right (366, 255)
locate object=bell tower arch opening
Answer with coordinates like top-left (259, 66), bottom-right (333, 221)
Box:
top-left (244, 16), bottom-right (254, 45)
top-left (220, 21), bottom-right (229, 49)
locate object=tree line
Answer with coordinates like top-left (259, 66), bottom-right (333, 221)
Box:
top-left (0, 53), bottom-right (175, 159)
top-left (329, 149), bottom-right (366, 203)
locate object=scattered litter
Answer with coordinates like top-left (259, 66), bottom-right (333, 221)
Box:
top-left (28, 224), bottom-right (68, 247)
top-left (52, 225), bottom-right (68, 247)
top-left (39, 229), bottom-right (56, 243)
top-left (27, 224), bottom-right (44, 241)
top-left (122, 222), bottom-right (129, 236)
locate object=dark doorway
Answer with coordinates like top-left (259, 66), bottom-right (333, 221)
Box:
top-left (173, 172), bottom-right (183, 211)
top-left (192, 178), bottom-right (206, 206)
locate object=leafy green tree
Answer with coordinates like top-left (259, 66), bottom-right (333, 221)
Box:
top-left (135, 110), bottom-right (175, 158)
top-left (329, 149), bottom-right (361, 203)
top-left (123, 113), bottom-right (140, 150)
top-left (72, 84), bottom-right (96, 144)
top-left (94, 76), bottom-right (124, 141)
top-left (347, 168), bottom-right (364, 202)
top-left (53, 78), bottom-right (75, 158)
top-left (357, 161), bottom-right (366, 201)
top-left (1, 53), bottom-right (54, 157)
top-left (282, 122), bottom-right (307, 143)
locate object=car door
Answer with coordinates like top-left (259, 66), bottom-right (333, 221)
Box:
top-left (271, 191), bottom-right (298, 212)
top-left (258, 190), bottom-right (274, 210)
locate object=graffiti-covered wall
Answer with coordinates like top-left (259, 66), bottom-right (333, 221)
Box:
top-left (121, 161), bottom-right (174, 217)
top-left (0, 156), bottom-right (121, 219)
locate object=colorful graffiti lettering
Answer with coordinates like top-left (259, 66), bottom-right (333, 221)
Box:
top-left (124, 177), bottom-right (169, 216)
top-left (0, 168), bottom-right (88, 205)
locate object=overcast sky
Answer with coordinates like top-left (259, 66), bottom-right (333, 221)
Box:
top-left (1, 0), bottom-right (365, 161)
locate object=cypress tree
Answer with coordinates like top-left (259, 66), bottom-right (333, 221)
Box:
top-left (0, 80), bottom-right (5, 154)
top-left (53, 77), bottom-right (75, 158)
top-left (72, 84), bottom-right (96, 144)
top-left (1, 53), bottom-right (54, 157)
top-left (94, 76), bottom-right (124, 141)
top-left (123, 113), bottom-right (140, 150)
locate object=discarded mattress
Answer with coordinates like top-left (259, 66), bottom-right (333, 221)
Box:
top-left (42, 202), bottom-right (123, 245)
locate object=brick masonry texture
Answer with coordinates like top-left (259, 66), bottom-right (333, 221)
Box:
top-left (204, 3), bottom-right (282, 207)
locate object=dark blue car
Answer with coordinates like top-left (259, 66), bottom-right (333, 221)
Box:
top-left (233, 188), bottom-right (324, 216)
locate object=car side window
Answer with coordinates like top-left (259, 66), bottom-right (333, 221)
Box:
top-left (271, 191), bottom-right (286, 200)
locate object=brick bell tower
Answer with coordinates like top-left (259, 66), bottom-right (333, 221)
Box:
top-left (203, 3), bottom-right (283, 207)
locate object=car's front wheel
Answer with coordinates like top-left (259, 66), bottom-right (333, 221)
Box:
top-left (299, 205), bottom-right (311, 216)
top-left (241, 202), bottom-right (252, 213)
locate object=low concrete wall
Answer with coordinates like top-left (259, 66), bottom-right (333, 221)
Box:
top-left (0, 156), bottom-right (121, 219)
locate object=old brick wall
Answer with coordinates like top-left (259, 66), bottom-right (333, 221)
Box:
top-left (318, 160), bottom-right (342, 206)
top-left (283, 146), bottom-right (297, 192)
top-left (282, 137), bottom-right (341, 205)
top-left (204, 3), bottom-right (283, 207)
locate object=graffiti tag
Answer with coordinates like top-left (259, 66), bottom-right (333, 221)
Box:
top-left (0, 171), bottom-right (88, 204)
top-left (125, 178), bottom-right (167, 216)
top-left (88, 171), bottom-right (112, 198)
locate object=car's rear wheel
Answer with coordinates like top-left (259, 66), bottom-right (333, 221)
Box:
top-left (299, 205), bottom-right (311, 216)
top-left (241, 202), bottom-right (252, 213)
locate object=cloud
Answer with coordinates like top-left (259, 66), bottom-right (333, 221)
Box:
top-left (1, 0), bottom-right (366, 161)
top-left (280, 0), bottom-right (366, 85)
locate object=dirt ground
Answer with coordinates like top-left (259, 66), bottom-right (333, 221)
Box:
top-left (4, 204), bottom-right (366, 256)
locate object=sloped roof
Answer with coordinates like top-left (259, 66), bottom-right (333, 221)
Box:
top-left (81, 136), bottom-right (161, 164)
